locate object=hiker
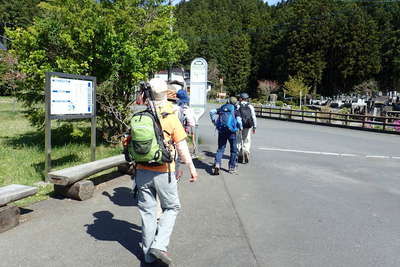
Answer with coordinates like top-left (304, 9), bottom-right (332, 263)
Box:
top-left (130, 78), bottom-right (198, 265)
top-left (237, 92), bottom-right (257, 163)
top-left (210, 97), bottom-right (242, 175)
top-left (176, 88), bottom-right (197, 156)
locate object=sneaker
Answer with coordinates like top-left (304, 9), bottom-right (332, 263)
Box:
top-left (229, 168), bottom-right (238, 174)
top-left (149, 248), bottom-right (172, 265)
top-left (213, 164), bottom-right (220, 175)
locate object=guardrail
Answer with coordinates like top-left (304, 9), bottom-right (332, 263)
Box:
top-left (255, 106), bottom-right (400, 134)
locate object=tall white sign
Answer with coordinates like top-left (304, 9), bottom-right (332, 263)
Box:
top-left (190, 58), bottom-right (208, 122)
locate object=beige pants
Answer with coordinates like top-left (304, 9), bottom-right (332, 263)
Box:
top-left (237, 128), bottom-right (252, 154)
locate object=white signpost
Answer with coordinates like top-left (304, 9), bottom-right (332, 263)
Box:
top-left (189, 58), bottom-right (208, 156)
top-left (190, 57), bottom-right (208, 122)
top-left (45, 72), bottom-right (96, 179)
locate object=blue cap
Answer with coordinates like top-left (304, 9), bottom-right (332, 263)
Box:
top-left (177, 89), bottom-right (190, 105)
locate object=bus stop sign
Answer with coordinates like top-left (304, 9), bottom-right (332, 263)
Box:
top-left (190, 58), bottom-right (208, 122)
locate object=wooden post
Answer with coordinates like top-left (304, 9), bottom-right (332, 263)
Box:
top-left (302, 109), bottom-right (304, 121)
top-left (0, 205), bottom-right (20, 233)
top-left (362, 115), bottom-right (366, 128)
top-left (269, 107), bottom-right (272, 118)
top-left (329, 112), bottom-right (332, 124)
top-left (315, 111), bottom-right (318, 123)
top-left (345, 114), bottom-right (349, 126)
top-left (279, 108), bottom-right (282, 119)
top-left (289, 109), bottom-right (292, 120)
top-left (383, 118), bottom-right (387, 131)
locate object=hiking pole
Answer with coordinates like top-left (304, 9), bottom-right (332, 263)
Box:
top-left (192, 125), bottom-right (198, 158)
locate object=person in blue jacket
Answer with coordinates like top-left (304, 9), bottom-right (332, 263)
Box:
top-left (209, 97), bottom-right (242, 175)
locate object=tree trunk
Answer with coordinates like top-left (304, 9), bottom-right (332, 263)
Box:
top-left (54, 180), bottom-right (94, 201)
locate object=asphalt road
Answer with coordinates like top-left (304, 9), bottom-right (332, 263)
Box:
top-left (205, 117), bottom-right (400, 267)
top-left (1, 112), bottom-right (399, 267)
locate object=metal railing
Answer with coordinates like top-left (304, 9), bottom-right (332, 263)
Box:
top-left (255, 106), bottom-right (400, 134)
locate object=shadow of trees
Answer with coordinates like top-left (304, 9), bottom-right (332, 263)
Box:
top-left (4, 124), bottom-right (97, 149)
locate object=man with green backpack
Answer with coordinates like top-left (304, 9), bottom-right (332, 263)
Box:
top-left (125, 78), bottom-right (198, 265)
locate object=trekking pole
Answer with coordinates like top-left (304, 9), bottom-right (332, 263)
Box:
top-left (193, 125), bottom-right (199, 158)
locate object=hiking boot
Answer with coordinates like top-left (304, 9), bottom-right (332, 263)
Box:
top-left (238, 153), bottom-right (243, 163)
top-left (149, 248), bottom-right (172, 265)
top-left (213, 164), bottom-right (220, 175)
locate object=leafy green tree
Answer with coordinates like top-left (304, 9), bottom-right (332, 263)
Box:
top-left (7, 0), bottom-right (187, 135)
top-left (0, 0), bottom-right (45, 36)
top-left (284, 75), bottom-right (310, 105)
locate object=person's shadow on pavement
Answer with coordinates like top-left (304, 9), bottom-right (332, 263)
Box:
top-left (102, 187), bottom-right (138, 206)
top-left (192, 158), bottom-right (214, 175)
top-left (85, 211), bottom-right (143, 261)
top-left (203, 150), bottom-right (230, 160)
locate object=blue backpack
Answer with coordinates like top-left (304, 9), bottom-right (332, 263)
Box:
top-left (216, 104), bottom-right (238, 133)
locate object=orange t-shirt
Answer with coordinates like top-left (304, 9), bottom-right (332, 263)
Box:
top-left (137, 103), bottom-right (187, 173)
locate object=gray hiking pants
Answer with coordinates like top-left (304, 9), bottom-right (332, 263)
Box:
top-left (135, 169), bottom-right (181, 263)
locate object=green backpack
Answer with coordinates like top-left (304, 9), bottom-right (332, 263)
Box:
top-left (128, 109), bottom-right (173, 166)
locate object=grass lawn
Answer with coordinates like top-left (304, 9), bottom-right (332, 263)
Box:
top-left (0, 97), bottom-right (122, 206)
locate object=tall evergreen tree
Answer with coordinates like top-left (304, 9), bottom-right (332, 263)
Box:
top-left (224, 33), bottom-right (252, 95)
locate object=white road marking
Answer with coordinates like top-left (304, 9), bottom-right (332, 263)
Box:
top-left (258, 147), bottom-right (397, 160)
top-left (340, 154), bottom-right (357, 157)
top-left (365, 156), bottom-right (390, 159)
top-left (320, 152), bottom-right (340, 156)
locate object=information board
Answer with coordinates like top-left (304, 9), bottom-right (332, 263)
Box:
top-left (190, 58), bottom-right (208, 122)
top-left (45, 72), bottom-right (97, 179)
top-left (50, 77), bottom-right (94, 116)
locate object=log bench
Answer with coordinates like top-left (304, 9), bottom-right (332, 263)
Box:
top-left (0, 184), bottom-right (38, 233)
top-left (48, 155), bottom-right (128, 201)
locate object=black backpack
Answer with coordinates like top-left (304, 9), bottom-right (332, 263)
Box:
top-left (239, 103), bottom-right (254, 128)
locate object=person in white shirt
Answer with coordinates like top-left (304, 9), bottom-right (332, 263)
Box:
top-left (237, 92), bottom-right (257, 163)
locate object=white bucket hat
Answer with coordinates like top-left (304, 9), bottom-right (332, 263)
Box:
top-left (149, 78), bottom-right (168, 102)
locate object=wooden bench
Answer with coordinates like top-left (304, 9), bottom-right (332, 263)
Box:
top-left (48, 155), bottom-right (129, 201)
top-left (0, 184), bottom-right (38, 233)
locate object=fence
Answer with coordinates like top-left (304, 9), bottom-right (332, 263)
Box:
top-left (255, 106), bottom-right (400, 134)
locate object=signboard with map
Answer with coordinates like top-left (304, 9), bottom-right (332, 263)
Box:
top-left (50, 77), bottom-right (94, 116)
